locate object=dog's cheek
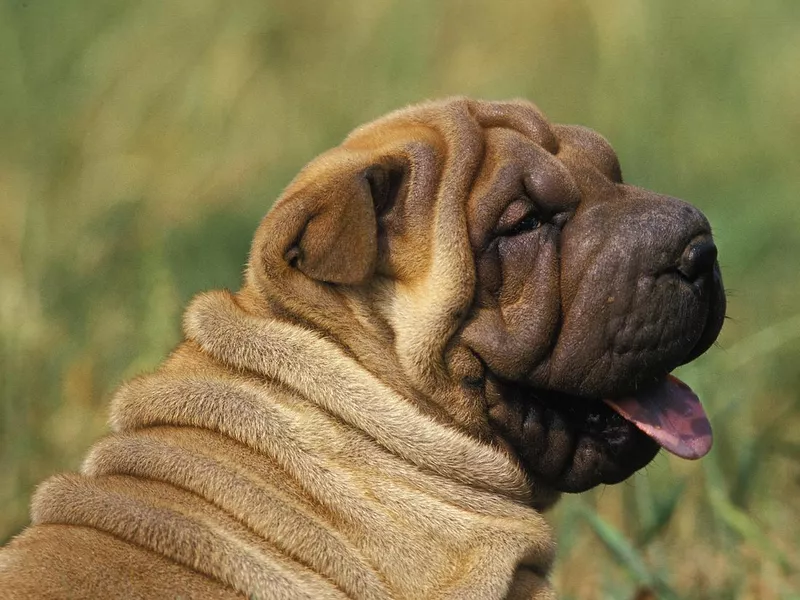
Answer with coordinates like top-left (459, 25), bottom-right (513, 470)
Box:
top-left (474, 244), bottom-right (502, 308)
top-left (496, 227), bottom-right (562, 379)
top-left (462, 230), bottom-right (561, 382)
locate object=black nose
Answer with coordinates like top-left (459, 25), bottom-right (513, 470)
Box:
top-left (677, 236), bottom-right (718, 281)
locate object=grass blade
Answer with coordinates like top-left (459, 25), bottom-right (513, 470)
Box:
top-left (576, 502), bottom-right (680, 600)
top-left (636, 479), bottom-right (687, 547)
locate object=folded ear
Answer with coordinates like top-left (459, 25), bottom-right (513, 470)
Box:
top-left (284, 168), bottom-right (378, 284)
top-left (252, 155), bottom-right (402, 286)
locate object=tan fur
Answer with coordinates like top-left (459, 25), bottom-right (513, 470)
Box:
top-left (0, 98), bottom-right (576, 599)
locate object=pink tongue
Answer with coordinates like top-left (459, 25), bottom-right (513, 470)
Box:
top-left (603, 375), bottom-right (713, 459)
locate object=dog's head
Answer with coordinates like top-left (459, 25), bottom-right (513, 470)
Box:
top-left (247, 98), bottom-right (725, 496)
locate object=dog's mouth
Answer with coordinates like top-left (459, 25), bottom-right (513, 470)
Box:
top-left (496, 373), bottom-right (713, 494)
top-left (493, 262), bottom-right (725, 495)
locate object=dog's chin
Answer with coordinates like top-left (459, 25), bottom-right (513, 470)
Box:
top-left (510, 387), bottom-right (661, 493)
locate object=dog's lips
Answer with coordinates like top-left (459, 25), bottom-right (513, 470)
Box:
top-left (505, 372), bottom-right (713, 492)
top-left (603, 374), bottom-right (713, 459)
top-left (505, 382), bottom-right (661, 493)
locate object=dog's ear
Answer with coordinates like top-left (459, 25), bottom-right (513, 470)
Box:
top-left (253, 154), bottom-right (403, 286)
top-left (282, 167), bottom-right (378, 284)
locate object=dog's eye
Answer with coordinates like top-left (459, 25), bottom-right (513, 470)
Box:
top-left (504, 212), bottom-right (541, 236)
top-left (365, 165), bottom-right (403, 216)
top-left (497, 198), bottom-right (542, 237)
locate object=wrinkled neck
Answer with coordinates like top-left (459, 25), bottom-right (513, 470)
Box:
top-left (89, 287), bottom-right (558, 597)
top-left (184, 288), bottom-right (540, 502)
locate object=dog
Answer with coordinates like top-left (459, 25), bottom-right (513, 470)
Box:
top-left (0, 97), bottom-right (725, 599)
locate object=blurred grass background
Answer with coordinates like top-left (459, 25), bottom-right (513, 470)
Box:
top-left (1, 1), bottom-right (798, 598)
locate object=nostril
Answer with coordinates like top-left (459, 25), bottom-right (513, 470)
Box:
top-left (677, 236), bottom-right (718, 281)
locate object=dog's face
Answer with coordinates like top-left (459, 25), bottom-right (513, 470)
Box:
top-left (456, 118), bottom-right (725, 493)
top-left (249, 98), bottom-right (725, 497)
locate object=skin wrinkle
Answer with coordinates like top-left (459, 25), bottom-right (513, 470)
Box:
top-left (54, 524), bottom-right (247, 598)
top-left (33, 475), bottom-right (345, 599)
top-left (49, 491), bottom-right (233, 586)
top-left (416, 120), bottom-right (477, 354)
top-left (184, 294), bottom-right (560, 596)
top-left (462, 130), bottom-right (569, 381)
top-left (379, 142), bottom-right (440, 281)
top-left (498, 232), bottom-right (561, 376)
top-left (553, 229), bottom-right (599, 372)
top-left (1, 98), bottom-right (722, 599)
top-left (184, 292), bottom-right (535, 501)
top-left (82, 430), bottom-right (391, 598)
top-left (432, 103), bottom-right (720, 493)
top-left (112, 370), bottom-right (494, 596)
top-left (346, 111), bottom-right (482, 398)
top-left (453, 112), bottom-right (723, 491)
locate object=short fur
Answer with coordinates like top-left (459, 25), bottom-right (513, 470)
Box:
top-left (0, 97), bottom-right (724, 599)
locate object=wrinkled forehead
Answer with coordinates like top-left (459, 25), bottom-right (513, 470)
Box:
top-left (341, 97), bottom-right (622, 181)
top-left (340, 98), bottom-right (553, 159)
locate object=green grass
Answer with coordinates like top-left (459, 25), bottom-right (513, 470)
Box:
top-left (1, 1), bottom-right (798, 598)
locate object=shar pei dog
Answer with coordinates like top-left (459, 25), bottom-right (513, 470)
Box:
top-left (0, 97), bottom-right (725, 599)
